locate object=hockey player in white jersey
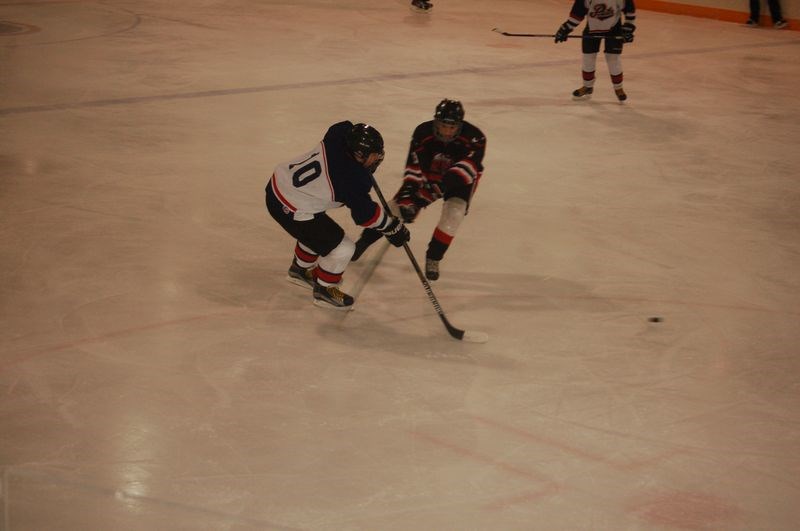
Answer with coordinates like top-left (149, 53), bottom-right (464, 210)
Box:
top-left (265, 122), bottom-right (410, 310)
top-left (555, 0), bottom-right (636, 102)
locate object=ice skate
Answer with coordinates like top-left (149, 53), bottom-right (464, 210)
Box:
top-left (411, 0), bottom-right (433, 13)
top-left (425, 258), bottom-right (440, 281)
top-left (313, 281), bottom-right (354, 311)
top-left (614, 87), bottom-right (627, 102)
top-left (287, 260), bottom-right (315, 289)
top-left (572, 86), bottom-right (593, 100)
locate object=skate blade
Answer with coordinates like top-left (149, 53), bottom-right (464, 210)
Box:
top-left (286, 275), bottom-right (313, 290)
top-left (313, 298), bottom-right (355, 311)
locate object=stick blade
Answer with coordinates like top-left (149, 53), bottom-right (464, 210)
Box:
top-left (462, 330), bottom-right (489, 343)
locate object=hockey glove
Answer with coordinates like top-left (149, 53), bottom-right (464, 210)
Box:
top-left (621, 22), bottom-right (635, 43)
top-left (555, 22), bottom-right (572, 43)
top-left (381, 217), bottom-right (410, 247)
top-left (397, 180), bottom-right (419, 204)
top-left (398, 203), bottom-right (419, 223)
top-left (396, 181), bottom-right (422, 222)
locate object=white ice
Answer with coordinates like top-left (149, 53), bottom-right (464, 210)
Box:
top-left (1, 1), bottom-right (799, 529)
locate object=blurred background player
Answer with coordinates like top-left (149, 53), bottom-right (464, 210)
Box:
top-left (747, 0), bottom-right (788, 28)
top-left (411, 0), bottom-right (432, 13)
top-left (555, 0), bottom-right (636, 102)
top-left (265, 122), bottom-right (410, 310)
top-left (351, 99), bottom-right (486, 281)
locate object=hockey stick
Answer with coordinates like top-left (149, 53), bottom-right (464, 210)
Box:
top-left (492, 27), bottom-right (623, 40)
top-left (348, 239), bottom-right (390, 302)
top-left (370, 175), bottom-right (489, 343)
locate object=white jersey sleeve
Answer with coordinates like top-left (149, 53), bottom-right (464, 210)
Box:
top-left (270, 142), bottom-right (341, 221)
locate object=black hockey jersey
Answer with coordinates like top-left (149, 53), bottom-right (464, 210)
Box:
top-left (403, 120), bottom-right (486, 193)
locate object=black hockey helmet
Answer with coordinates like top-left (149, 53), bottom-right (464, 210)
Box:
top-left (346, 123), bottom-right (385, 172)
top-left (346, 123), bottom-right (384, 159)
top-left (433, 99), bottom-right (464, 141)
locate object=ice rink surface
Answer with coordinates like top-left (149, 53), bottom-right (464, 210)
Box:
top-left (2, 0), bottom-right (799, 529)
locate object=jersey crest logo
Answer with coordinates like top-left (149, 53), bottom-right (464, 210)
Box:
top-left (430, 153), bottom-right (453, 177)
top-left (589, 3), bottom-right (615, 20)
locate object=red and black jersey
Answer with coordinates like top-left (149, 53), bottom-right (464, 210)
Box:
top-left (402, 120), bottom-right (486, 193)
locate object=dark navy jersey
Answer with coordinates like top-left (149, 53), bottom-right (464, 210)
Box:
top-left (270, 121), bottom-right (388, 229)
top-left (403, 120), bottom-right (486, 192)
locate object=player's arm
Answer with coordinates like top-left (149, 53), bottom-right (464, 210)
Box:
top-left (395, 132), bottom-right (431, 222)
top-left (441, 131), bottom-right (486, 192)
top-left (622, 0), bottom-right (636, 42)
top-left (555, 0), bottom-right (586, 42)
top-left (344, 174), bottom-right (410, 246)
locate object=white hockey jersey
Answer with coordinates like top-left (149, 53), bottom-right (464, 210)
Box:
top-left (271, 143), bottom-right (340, 221)
top-left (567, 0), bottom-right (636, 33)
top-left (269, 121), bottom-right (389, 230)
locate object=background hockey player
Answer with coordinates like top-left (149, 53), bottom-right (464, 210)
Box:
top-left (411, 0), bottom-right (432, 12)
top-left (265, 122), bottom-right (410, 310)
top-left (555, 0), bottom-right (636, 102)
top-left (351, 99), bottom-right (486, 282)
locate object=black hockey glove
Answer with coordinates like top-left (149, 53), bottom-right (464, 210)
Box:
top-left (397, 180), bottom-right (422, 222)
top-left (397, 180), bottom-right (418, 204)
top-left (555, 22), bottom-right (572, 43)
top-left (381, 217), bottom-right (410, 247)
top-left (398, 203), bottom-right (419, 223)
top-left (621, 22), bottom-right (635, 43)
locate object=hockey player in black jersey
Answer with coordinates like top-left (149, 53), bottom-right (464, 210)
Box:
top-left (555, 0), bottom-right (636, 102)
top-left (351, 99), bottom-right (486, 281)
top-left (265, 122), bottom-right (410, 310)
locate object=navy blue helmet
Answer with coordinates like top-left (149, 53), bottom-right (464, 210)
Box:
top-left (346, 123), bottom-right (384, 159)
top-left (346, 123), bottom-right (384, 172)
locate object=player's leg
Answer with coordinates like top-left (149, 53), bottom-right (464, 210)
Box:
top-left (265, 187), bottom-right (355, 309)
top-left (293, 218), bottom-right (356, 310)
top-left (287, 242), bottom-right (318, 288)
top-left (605, 53), bottom-right (625, 101)
top-left (424, 185), bottom-right (471, 280)
top-left (266, 184), bottom-right (316, 287)
top-left (604, 31), bottom-right (626, 102)
top-left (767, 0), bottom-right (787, 26)
top-left (748, 0), bottom-right (760, 25)
top-left (573, 32), bottom-right (600, 100)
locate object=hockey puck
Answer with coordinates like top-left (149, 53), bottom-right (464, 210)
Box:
top-left (648, 317), bottom-right (663, 323)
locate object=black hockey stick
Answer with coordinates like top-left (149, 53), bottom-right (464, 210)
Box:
top-left (370, 175), bottom-right (488, 343)
top-left (492, 27), bottom-right (623, 40)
